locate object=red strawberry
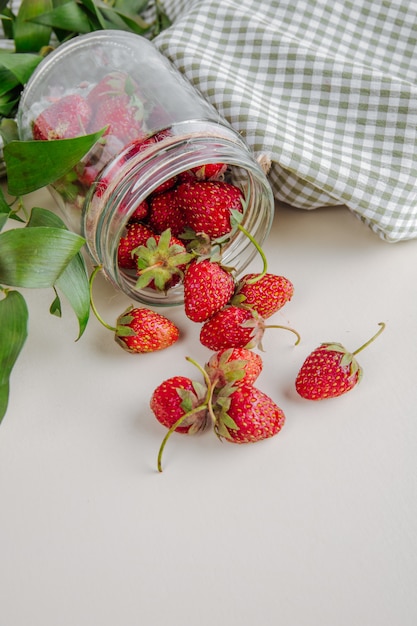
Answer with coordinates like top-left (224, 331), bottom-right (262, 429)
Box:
top-left (150, 376), bottom-right (209, 434)
top-left (183, 259), bottom-right (235, 322)
top-left (295, 323), bottom-right (385, 400)
top-left (213, 383), bottom-right (285, 444)
top-left (115, 306), bottom-right (179, 353)
top-left (148, 188), bottom-right (186, 236)
top-left (33, 94), bottom-right (91, 140)
top-left (128, 198), bottom-right (149, 223)
top-left (189, 163), bottom-right (227, 181)
top-left (117, 223), bottom-right (155, 269)
top-left (200, 306), bottom-right (257, 350)
top-left (87, 71), bottom-right (145, 143)
top-left (177, 180), bottom-right (243, 239)
top-left (234, 273), bottom-right (294, 319)
top-left (205, 348), bottom-right (263, 389)
top-left (200, 306), bottom-right (300, 351)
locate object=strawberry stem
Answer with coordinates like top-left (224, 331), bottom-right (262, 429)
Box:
top-left (89, 265), bottom-right (117, 332)
top-left (157, 355), bottom-right (214, 472)
top-left (157, 401), bottom-right (208, 472)
top-left (235, 221), bottom-right (268, 282)
top-left (352, 322), bottom-right (386, 356)
top-left (264, 324), bottom-right (301, 345)
top-left (186, 356), bottom-right (218, 425)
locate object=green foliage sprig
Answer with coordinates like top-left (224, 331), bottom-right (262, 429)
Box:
top-left (0, 0), bottom-right (171, 423)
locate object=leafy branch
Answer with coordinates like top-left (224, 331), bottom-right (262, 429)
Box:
top-left (0, 0), bottom-right (171, 423)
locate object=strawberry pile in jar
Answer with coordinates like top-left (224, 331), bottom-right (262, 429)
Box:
top-left (17, 30), bottom-right (274, 306)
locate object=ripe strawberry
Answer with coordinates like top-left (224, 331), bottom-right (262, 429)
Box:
top-left (200, 306), bottom-right (258, 350)
top-left (295, 323), bottom-right (385, 400)
top-left (150, 376), bottom-right (209, 434)
top-left (117, 223), bottom-right (155, 269)
top-left (148, 188), bottom-right (186, 236)
top-left (234, 273), bottom-right (294, 319)
top-left (115, 306), bottom-right (179, 353)
top-left (177, 180), bottom-right (243, 239)
top-left (33, 94), bottom-right (91, 140)
top-left (189, 163), bottom-right (227, 181)
top-left (200, 306), bottom-right (300, 351)
top-left (87, 71), bottom-right (145, 143)
top-left (183, 259), bottom-right (235, 322)
top-left (205, 348), bottom-right (263, 389)
top-left (213, 383), bottom-right (285, 443)
top-left (129, 199), bottom-right (149, 223)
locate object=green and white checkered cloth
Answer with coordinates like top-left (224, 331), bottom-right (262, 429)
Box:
top-left (153, 0), bottom-right (417, 242)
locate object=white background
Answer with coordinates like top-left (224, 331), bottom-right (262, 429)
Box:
top-left (1, 186), bottom-right (416, 626)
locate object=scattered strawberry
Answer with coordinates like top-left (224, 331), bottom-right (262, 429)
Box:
top-left (177, 180), bottom-right (244, 239)
top-left (117, 222), bottom-right (155, 269)
top-left (205, 348), bottom-right (263, 389)
top-left (115, 306), bottom-right (179, 353)
top-left (183, 259), bottom-right (235, 322)
top-left (148, 188), bottom-right (186, 236)
top-left (200, 305), bottom-right (300, 351)
top-left (213, 383), bottom-right (285, 443)
top-left (200, 306), bottom-right (257, 350)
top-left (233, 273), bottom-right (294, 319)
top-left (295, 322), bottom-right (385, 400)
top-left (33, 94), bottom-right (91, 140)
top-left (150, 376), bottom-right (209, 434)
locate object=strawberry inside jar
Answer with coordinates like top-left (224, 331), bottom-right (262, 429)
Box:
top-left (18, 30), bottom-right (274, 306)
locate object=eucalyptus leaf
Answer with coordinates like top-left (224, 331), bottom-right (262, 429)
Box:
top-left (0, 289), bottom-right (28, 424)
top-left (4, 129), bottom-right (106, 195)
top-left (14, 0), bottom-right (53, 53)
top-left (27, 206), bottom-right (90, 338)
top-left (0, 226), bottom-right (85, 288)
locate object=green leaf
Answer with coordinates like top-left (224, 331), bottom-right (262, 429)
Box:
top-left (0, 50), bottom-right (43, 84)
top-left (49, 290), bottom-right (62, 317)
top-left (0, 226), bottom-right (85, 288)
top-left (27, 3), bottom-right (93, 33)
top-left (27, 207), bottom-right (90, 338)
top-left (99, 7), bottom-right (152, 35)
top-left (79, 0), bottom-right (107, 30)
top-left (114, 0), bottom-right (150, 12)
top-left (14, 0), bottom-right (53, 52)
top-left (0, 188), bottom-right (10, 230)
top-left (0, 290), bottom-right (28, 423)
top-left (4, 129), bottom-right (106, 195)
top-left (0, 117), bottom-right (19, 145)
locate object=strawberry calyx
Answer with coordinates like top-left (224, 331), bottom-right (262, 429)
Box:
top-left (157, 356), bottom-right (215, 472)
top-left (134, 228), bottom-right (196, 292)
top-left (205, 348), bottom-right (255, 388)
top-left (319, 343), bottom-right (363, 382)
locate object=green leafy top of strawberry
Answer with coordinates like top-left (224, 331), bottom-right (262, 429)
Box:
top-left (134, 228), bottom-right (196, 292)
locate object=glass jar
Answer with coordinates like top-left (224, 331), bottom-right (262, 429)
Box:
top-left (17, 30), bottom-right (274, 306)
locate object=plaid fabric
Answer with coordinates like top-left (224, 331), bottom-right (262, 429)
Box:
top-left (153, 0), bottom-right (417, 242)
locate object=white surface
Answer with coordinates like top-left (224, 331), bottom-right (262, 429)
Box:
top-left (1, 186), bottom-right (417, 626)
